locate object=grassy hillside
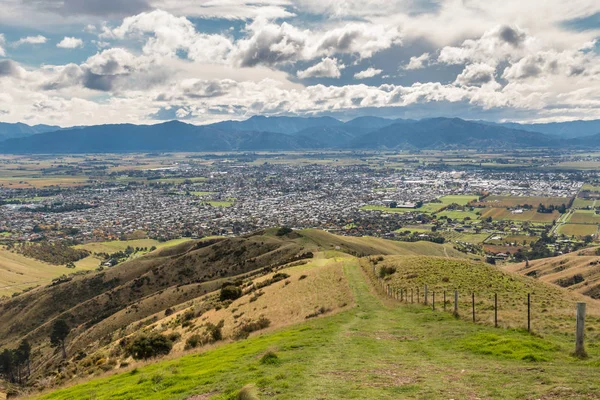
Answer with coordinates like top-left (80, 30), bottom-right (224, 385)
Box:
top-left (0, 248), bottom-right (97, 297)
top-left (27, 258), bottom-right (600, 400)
top-left (506, 246), bottom-right (600, 299)
top-left (365, 256), bottom-right (600, 341)
top-left (0, 229), bottom-right (466, 388)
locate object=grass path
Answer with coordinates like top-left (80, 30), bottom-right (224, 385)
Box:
top-left (32, 258), bottom-right (600, 400)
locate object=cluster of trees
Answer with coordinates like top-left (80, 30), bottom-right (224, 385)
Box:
top-left (14, 242), bottom-right (89, 265)
top-left (0, 340), bottom-right (31, 384)
top-left (0, 319), bottom-right (71, 385)
top-left (96, 246), bottom-right (155, 267)
top-left (536, 203), bottom-right (567, 214)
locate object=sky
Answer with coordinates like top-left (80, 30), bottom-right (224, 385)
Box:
top-left (1, 1), bottom-right (600, 127)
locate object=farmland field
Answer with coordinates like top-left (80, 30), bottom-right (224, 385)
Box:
top-left (480, 208), bottom-right (559, 223)
top-left (442, 231), bottom-right (490, 243)
top-left (557, 223), bottom-right (598, 237)
top-left (474, 195), bottom-right (570, 208)
top-left (361, 205), bottom-right (414, 213)
top-left (75, 238), bottom-right (192, 254)
top-left (435, 209), bottom-right (481, 220)
top-left (572, 198), bottom-right (596, 209)
top-left (566, 210), bottom-right (600, 225)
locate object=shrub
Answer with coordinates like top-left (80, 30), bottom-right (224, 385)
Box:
top-left (220, 285), bottom-right (242, 301)
top-left (260, 351), bottom-right (280, 365)
top-left (276, 226), bottom-right (293, 236)
top-left (298, 275), bottom-right (308, 281)
top-left (125, 333), bottom-right (173, 360)
top-left (379, 266), bottom-right (396, 278)
top-left (237, 384), bottom-right (260, 400)
top-left (185, 334), bottom-right (203, 350)
top-left (206, 320), bottom-right (224, 342)
top-left (233, 317), bottom-right (271, 340)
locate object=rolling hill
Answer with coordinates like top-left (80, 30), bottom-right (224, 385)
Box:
top-left (12, 243), bottom-right (600, 400)
top-left (505, 246), bottom-right (600, 299)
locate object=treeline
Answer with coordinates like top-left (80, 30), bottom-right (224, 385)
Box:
top-left (21, 203), bottom-right (96, 213)
top-left (95, 245), bottom-right (155, 266)
top-left (14, 242), bottom-right (89, 265)
top-left (0, 340), bottom-right (31, 384)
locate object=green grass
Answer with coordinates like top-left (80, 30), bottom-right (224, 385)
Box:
top-left (557, 223), bottom-right (598, 237)
top-left (435, 210), bottom-right (481, 220)
top-left (75, 238), bottom-right (192, 254)
top-left (438, 195), bottom-right (479, 205)
top-left (572, 198), bottom-right (596, 209)
top-left (190, 191), bottom-right (215, 196)
top-left (567, 210), bottom-right (600, 225)
top-left (206, 201), bottom-right (234, 208)
top-left (32, 259), bottom-right (600, 400)
top-left (360, 205), bottom-right (414, 213)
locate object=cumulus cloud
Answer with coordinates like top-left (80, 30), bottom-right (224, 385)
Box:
top-left (354, 67), bottom-right (382, 79)
top-left (439, 25), bottom-right (535, 66)
top-left (455, 63), bottom-right (498, 88)
top-left (57, 37), bottom-right (84, 48)
top-left (297, 57), bottom-right (344, 79)
top-left (0, 60), bottom-right (25, 78)
top-left (14, 35), bottom-right (47, 46)
top-left (404, 53), bottom-right (430, 70)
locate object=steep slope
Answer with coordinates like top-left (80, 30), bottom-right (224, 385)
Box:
top-left (505, 246), bottom-right (600, 299)
top-left (350, 117), bottom-right (558, 149)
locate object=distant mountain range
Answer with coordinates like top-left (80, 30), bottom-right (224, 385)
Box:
top-left (1, 116), bottom-right (600, 153)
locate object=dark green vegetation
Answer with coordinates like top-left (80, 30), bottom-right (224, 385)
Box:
top-left (13, 243), bottom-right (89, 266)
top-left (7, 116), bottom-right (600, 153)
top-left (29, 258), bottom-right (600, 400)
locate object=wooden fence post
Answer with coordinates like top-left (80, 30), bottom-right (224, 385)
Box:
top-left (527, 293), bottom-right (531, 332)
top-left (432, 291), bottom-right (435, 311)
top-left (443, 291), bottom-right (446, 312)
top-left (424, 284), bottom-right (428, 305)
top-left (494, 293), bottom-right (498, 328)
top-left (411, 288), bottom-right (414, 304)
top-left (453, 290), bottom-right (459, 317)
top-left (472, 292), bottom-right (475, 322)
top-left (575, 302), bottom-right (587, 358)
top-left (417, 287), bottom-right (420, 304)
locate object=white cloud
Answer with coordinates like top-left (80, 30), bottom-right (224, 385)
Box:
top-left (455, 63), bottom-right (498, 87)
top-left (0, 34), bottom-right (6, 57)
top-left (57, 37), bottom-right (84, 49)
top-left (14, 35), bottom-right (47, 46)
top-left (404, 53), bottom-right (430, 70)
top-left (297, 57), bottom-right (344, 78)
top-left (354, 67), bottom-right (382, 79)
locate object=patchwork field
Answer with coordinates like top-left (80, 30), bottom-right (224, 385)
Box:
top-left (0, 176), bottom-right (89, 188)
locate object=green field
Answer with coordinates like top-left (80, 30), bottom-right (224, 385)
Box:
top-left (435, 209), bottom-right (480, 220)
top-left (567, 210), bottom-right (600, 225)
top-left (481, 208), bottom-right (559, 223)
top-left (442, 231), bottom-right (490, 243)
top-left (476, 196), bottom-right (570, 208)
top-left (206, 201), bottom-right (234, 207)
top-left (75, 238), bottom-right (192, 254)
top-left (572, 198), bottom-right (596, 209)
top-left (361, 205), bottom-right (414, 213)
top-left (438, 195), bottom-right (479, 205)
top-left (190, 191), bottom-right (215, 196)
top-left (557, 223), bottom-right (598, 237)
top-left (32, 259), bottom-right (600, 400)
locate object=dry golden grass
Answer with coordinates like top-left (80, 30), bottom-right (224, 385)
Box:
top-left (507, 249), bottom-right (600, 299)
top-left (0, 247), bottom-right (96, 297)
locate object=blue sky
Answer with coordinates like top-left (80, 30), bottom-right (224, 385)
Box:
top-left (1, 0), bottom-right (600, 126)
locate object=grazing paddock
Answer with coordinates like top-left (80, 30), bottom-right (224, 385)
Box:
top-left (567, 210), bottom-right (600, 225)
top-left (480, 208), bottom-right (559, 223)
top-left (474, 195), bottom-right (570, 208)
top-left (557, 223), bottom-right (598, 237)
top-left (572, 198), bottom-right (596, 209)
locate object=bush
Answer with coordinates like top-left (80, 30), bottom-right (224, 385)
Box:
top-left (298, 275), bottom-right (308, 281)
top-left (220, 285), bottom-right (242, 301)
top-left (276, 226), bottom-right (293, 236)
top-left (125, 333), bottom-right (173, 360)
top-left (260, 351), bottom-right (280, 365)
top-left (206, 320), bottom-right (224, 342)
top-left (237, 384), bottom-right (260, 400)
top-left (233, 317), bottom-right (271, 340)
top-left (379, 266), bottom-right (396, 278)
top-left (185, 334), bottom-right (203, 350)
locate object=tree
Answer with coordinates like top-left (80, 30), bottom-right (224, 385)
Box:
top-left (15, 340), bottom-right (31, 382)
top-left (50, 319), bottom-right (70, 359)
top-left (125, 333), bottom-right (173, 360)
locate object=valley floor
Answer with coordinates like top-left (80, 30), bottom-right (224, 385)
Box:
top-left (31, 257), bottom-right (600, 399)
